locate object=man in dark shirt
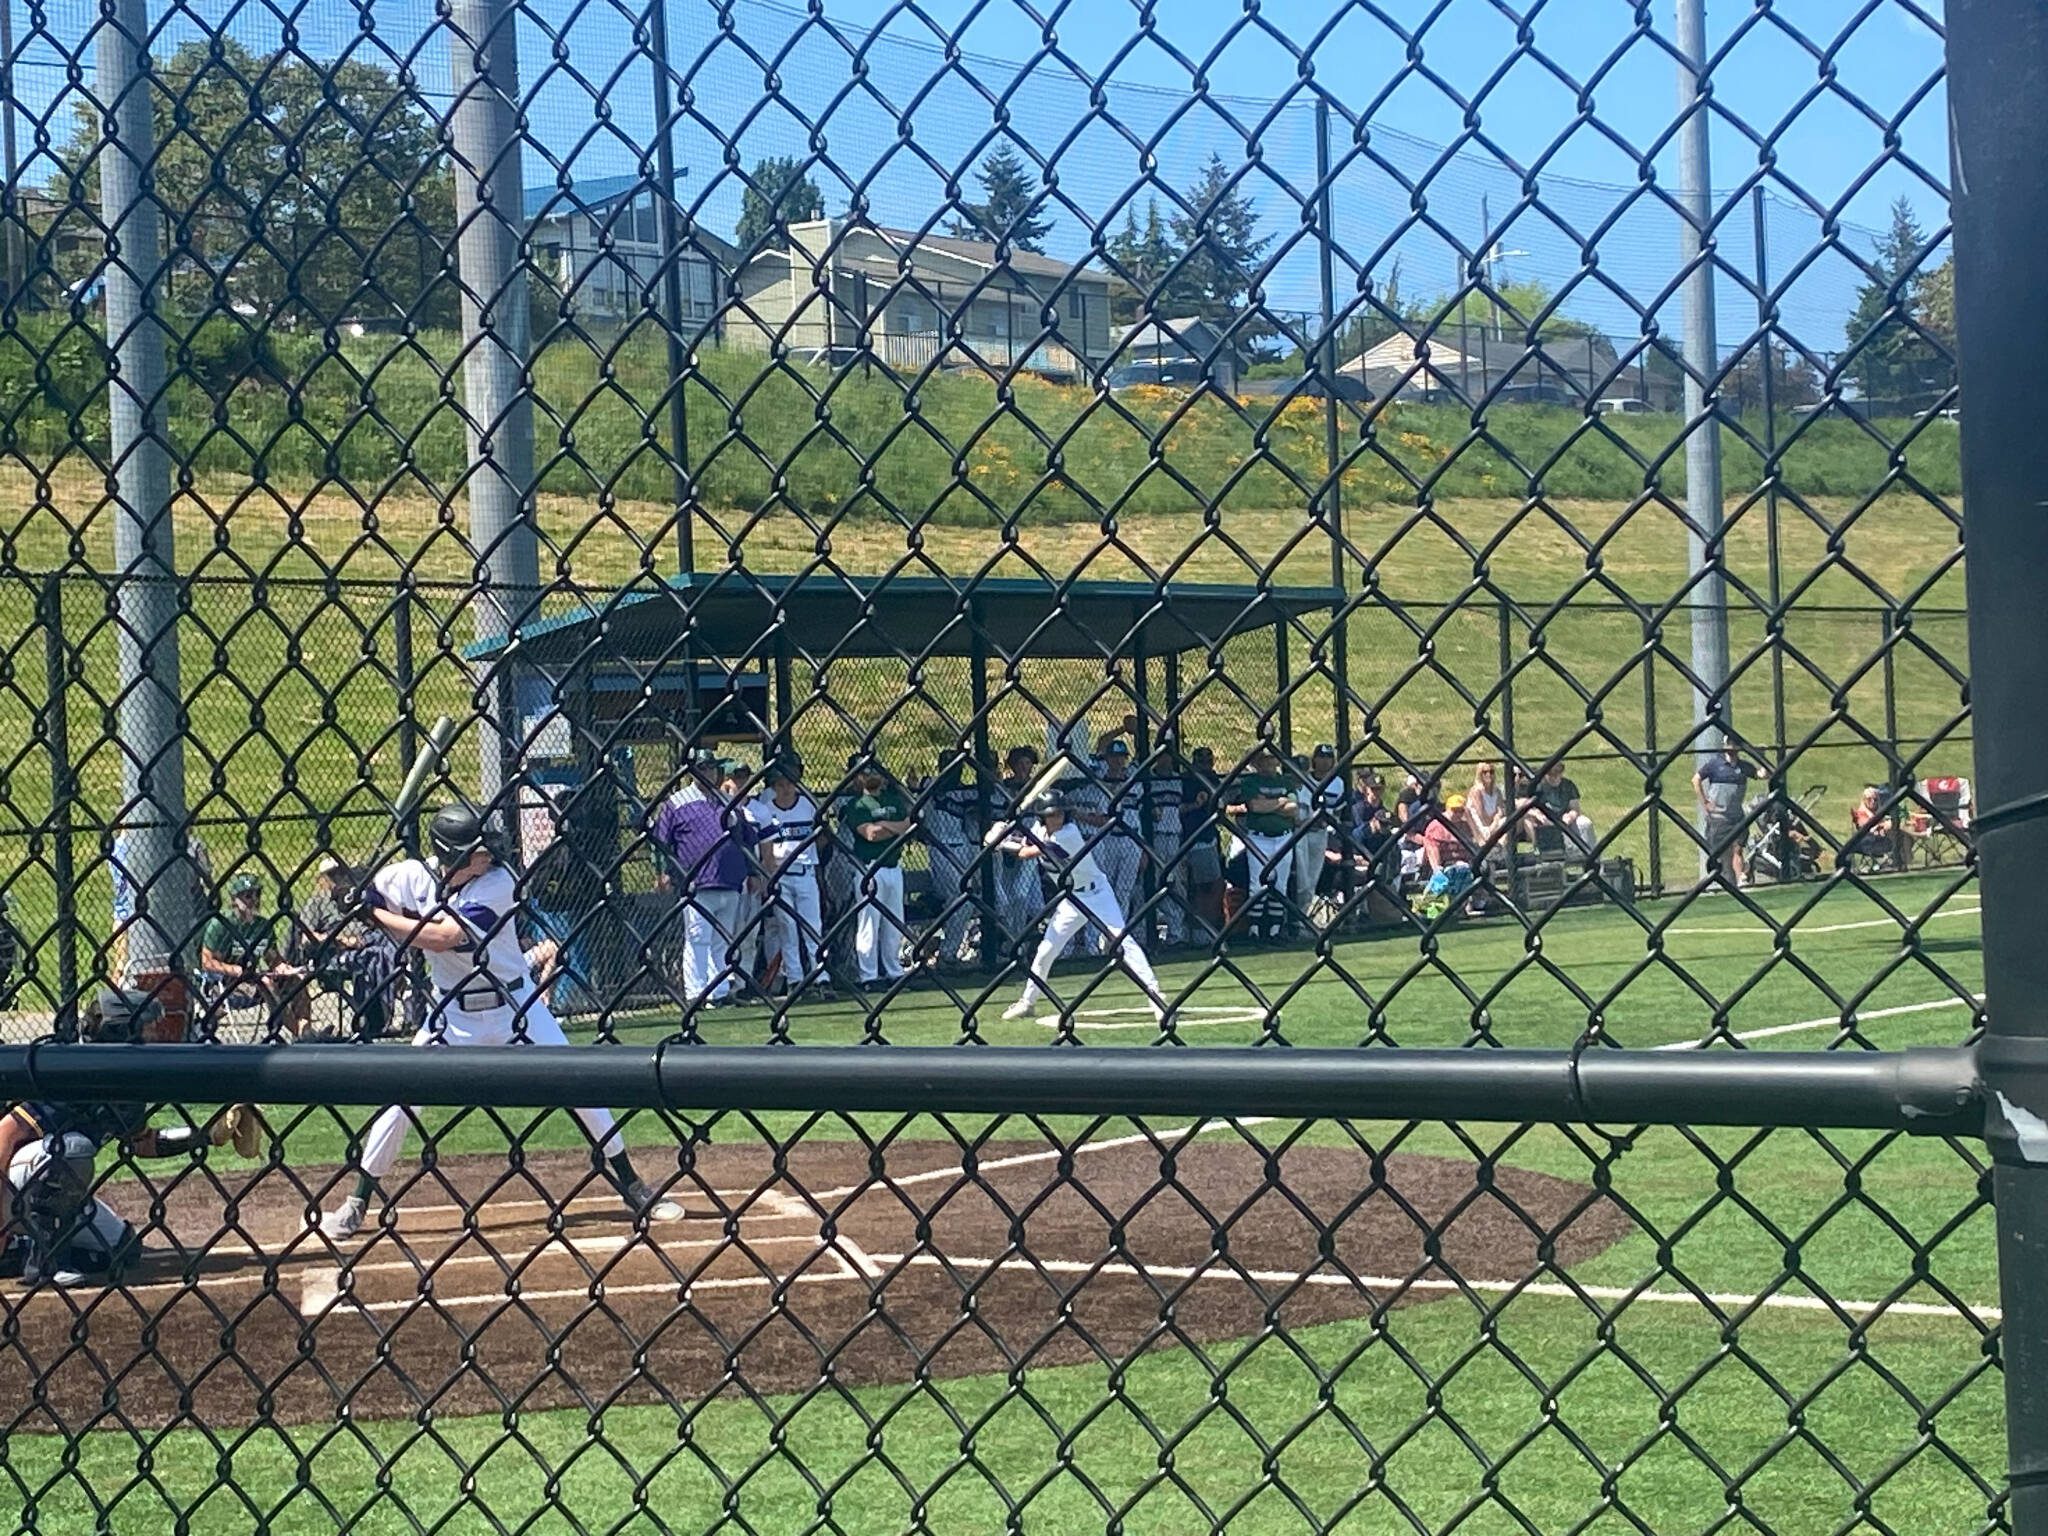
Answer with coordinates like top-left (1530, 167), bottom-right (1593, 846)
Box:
top-left (199, 874), bottom-right (311, 1039)
top-left (1226, 743), bottom-right (1297, 941)
top-left (842, 758), bottom-right (915, 989)
top-left (1693, 740), bottom-right (1761, 879)
top-left (1530, 761), bottom-right (1596, 860)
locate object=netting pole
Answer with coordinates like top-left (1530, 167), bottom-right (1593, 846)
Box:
top-left (1643, 622), bottom-right (1663, 893)
top-left (98, 0), bottom-right (190, 980)
top-left (1315, 96), bottom-right (1353, 769)
top-left (40, 574), bottom-right (76, 1030)
top-left (1675, 0), bottom-right (1730, 772)
top-left (393, 586), bottom-right (419, 857)
top-left (0, 0), bottom-right (21, 306)
top-left (448, 0), bottom-right (538, 831)
top-left (1948, 3), bottom-right (2048, 1527)
top-left (1881, 608), bottom-right (1904, 867)
top-left (1753, 188), bottom-right (1793, 868)
top-left (1499, 596), bottom-right (1518, 898)
top-left (645, 0), bottom-right (694, 576)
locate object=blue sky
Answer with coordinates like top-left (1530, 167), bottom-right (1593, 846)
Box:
top-left (7, 0), bottom-right (1951, 350)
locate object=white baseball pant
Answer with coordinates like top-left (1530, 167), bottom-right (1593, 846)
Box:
top-left (768, 869), bottom-right (824, 989)
top-left (1013, 882), bottom-right (1163, 1011)
top-left (855, 864), bottom-right (906, 982)
top-left (358, 993), bottom-right (624, 1182)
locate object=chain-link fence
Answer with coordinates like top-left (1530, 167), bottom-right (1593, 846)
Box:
top-left (0, 0), bottom-right (2040, 1529)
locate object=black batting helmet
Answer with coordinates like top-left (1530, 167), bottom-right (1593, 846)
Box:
top-left (427, 803), bottom-right (497, 871)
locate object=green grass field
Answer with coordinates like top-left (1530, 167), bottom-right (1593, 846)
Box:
top-left (2, 871), bottom-right (1998, 1536)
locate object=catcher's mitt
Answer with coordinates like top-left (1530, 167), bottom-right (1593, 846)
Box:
top-left (213, 1103), bottom-right (264, 1159)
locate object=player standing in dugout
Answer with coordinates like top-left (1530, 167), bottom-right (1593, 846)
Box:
top-left (319, 805), bottom-right (684, 1241)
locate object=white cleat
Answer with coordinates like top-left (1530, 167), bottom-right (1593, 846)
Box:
top-left (623, 1180), bottom-right (686, 1224)
top-left (319, 1198), bottom-right (367, 1242)
top-left (1001, 998), bottom-right (1040, 1021)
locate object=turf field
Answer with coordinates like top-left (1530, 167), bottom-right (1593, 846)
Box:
top-left (0, 870), bottom-right (1998, 1536)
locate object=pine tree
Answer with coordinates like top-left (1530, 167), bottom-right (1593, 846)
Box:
top-left (735, 156), bottom-right (826, 251)
top-left (1105, 197), bottom-right (1180, 322)
top-left (1164, 153), bottom-right (1274, 324)
top-left (1844, 196), bottom-right (1938, 404)
top-left (950, 146), bottom-right (1054, 253)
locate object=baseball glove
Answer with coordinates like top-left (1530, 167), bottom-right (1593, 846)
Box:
top-left (213, 1103), bottom-right (264, 1159)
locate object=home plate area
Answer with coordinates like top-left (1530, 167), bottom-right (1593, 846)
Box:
top-left (0, 1135), bottom-right (1630, 1431)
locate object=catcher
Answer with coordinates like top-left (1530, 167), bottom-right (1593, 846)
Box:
top-left (0, 988), bottom-right (261, 1287)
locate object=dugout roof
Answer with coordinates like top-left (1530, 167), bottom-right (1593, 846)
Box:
top-left (464, 573), bottom-right (1344, 666)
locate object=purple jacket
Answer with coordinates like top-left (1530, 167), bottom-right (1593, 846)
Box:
top-left (651, 791), bottom-right (755, 893)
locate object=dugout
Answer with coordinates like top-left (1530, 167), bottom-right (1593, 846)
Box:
top-left (468, 572), bottom-right (1347, 1009)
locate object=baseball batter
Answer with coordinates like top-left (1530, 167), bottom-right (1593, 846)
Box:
top-left (319, 806), bottom-right (684, 1241)
top-left (991, 793), bottom-right (1167, 1024)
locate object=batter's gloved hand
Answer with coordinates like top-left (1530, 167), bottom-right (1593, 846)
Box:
top-left (212, 1103), bottom-right (264, 1159)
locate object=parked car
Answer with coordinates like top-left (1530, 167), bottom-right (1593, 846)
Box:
top-left (1594, 396), bottom-right (1653, 416)
top-left (1239, 374), bottom-right (1372, 403)
top-left (1108, 358), bottom-right (1212, 390)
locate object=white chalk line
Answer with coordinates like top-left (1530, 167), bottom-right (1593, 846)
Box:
top-left (1050, 1003), bottom-right (1273, 1033)
top-left (300, 1249), bottom-right (1999, 1328)
top-left (1666, 904), bottom-right (1980, 938)
top-left (1651, 993), bottom-right (1982, 1051)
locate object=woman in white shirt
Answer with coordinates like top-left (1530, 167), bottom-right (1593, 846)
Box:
top-left (1463, 762), bottom-right (1508, 853)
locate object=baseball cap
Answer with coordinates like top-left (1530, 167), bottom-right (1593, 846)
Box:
top-left (1104, 739), bottom-right (1130, 758)
top-left (228, 873), bottom-right (262, 899)
top-left (1314, 742), bottom-right (1336, 757)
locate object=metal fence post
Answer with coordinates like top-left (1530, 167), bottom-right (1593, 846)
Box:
top-left (1314, 97), bottom-right (1353, 769)
top-left (393, 585), bottom-right (420, 858)
top-left (1499, 597), bottom-right (1519, 897)
top-left (448, 0), bottom-right (539, 830)
top-left (645, 0), bottom-right (695, 576)
top-left (1753, 188), bottom-right (1793, 869)
top-left (1643, 627), bottom-right (1663, 893)
top-left (40, 574), bottom-right (76, 1030)
top-left (1948, 3), bottom-right (2048, 1527)
top-left (1675, 0), bottom-right (1730, 773)
top-left (99, 0), bottom-right (191, 979)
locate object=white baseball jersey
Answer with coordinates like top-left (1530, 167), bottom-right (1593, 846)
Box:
top-left (1032, 820), bottom-right (1106, 893)
top-left (372, 859), bottom-right (533, 1014)
top-left (747, 791), bottom-right (821, 873)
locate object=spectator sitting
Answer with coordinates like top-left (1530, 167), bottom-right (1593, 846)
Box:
top-left (1395, 776), bottom-right (1437, 888)
top-left (199, 874), bottom-right (311, 1039)
top-left (1417, 794), bottom-right (1479, 918)
top-left (1843, 785), bottom-right (1896, 869)
top-left (1462, 762), bottom-right (1509, 859)
top-left (1529, 761), bottom-right (1596, 860)
top-left (289, 857), bottom-right (396, 1039)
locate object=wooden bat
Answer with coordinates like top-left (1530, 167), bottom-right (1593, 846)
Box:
top-left (393, 716), bottom-right (458, 835)
top-left (984, 751), bottom-right (1079, 846)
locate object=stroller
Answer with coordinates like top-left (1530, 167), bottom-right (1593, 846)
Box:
top-left (1742, 784), bottom-right (1826, 884)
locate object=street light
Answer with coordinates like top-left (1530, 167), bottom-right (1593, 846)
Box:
top-left (1480, 239), bottom-right (1528, 342)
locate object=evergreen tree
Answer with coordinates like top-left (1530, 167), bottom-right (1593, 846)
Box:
top-left (1844, 196), bottom-right (1940, 404)
top-left (1105, 197), bottom-right (1180, 323)
top-left (1164, 153), bottom-right (1274, 324)
top-left (950, 145), bottom-right (1053, 253)
top-left (735, 156), bottom-right (825, 251)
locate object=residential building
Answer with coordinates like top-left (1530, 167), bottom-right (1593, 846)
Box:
top-left (1341, 329), bottom-right (1663, 407)
top-left (527, 175), bottom-right (735, 331)
top-left (1111, 315), bottom-right (1239, 392)
top-left (726, 219), bottom-right (1114, 377)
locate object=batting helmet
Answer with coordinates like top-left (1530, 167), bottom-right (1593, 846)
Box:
top-left (427, 803), bottom-right (497, 872)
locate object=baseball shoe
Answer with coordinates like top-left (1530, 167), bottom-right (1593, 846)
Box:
top-left (1000, 998), bottom-right (1039, 1021)
top-left (320, 1198), bottom-right (368, 1242)
top-left (622, 1180), bottom-right (685, 1224)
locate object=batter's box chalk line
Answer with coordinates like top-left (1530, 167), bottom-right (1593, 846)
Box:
top-left (1051, 1004), bottom-right (1275, 1031)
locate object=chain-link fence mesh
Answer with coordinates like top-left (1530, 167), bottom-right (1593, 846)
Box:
top-left (0, 0), bottom-right (2010, 1528)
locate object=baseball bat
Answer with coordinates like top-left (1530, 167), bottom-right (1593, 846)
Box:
top-left (392, 715), bottom-right (457, 838)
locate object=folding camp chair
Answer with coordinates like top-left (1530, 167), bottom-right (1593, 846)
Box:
top-left (1911, 776), bottom-right (1972, 867)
